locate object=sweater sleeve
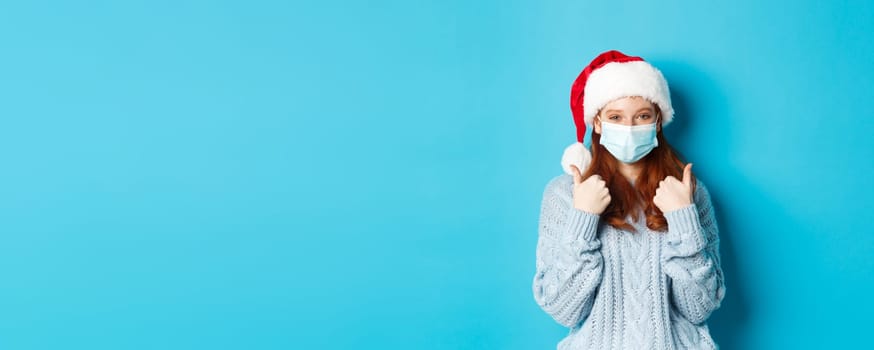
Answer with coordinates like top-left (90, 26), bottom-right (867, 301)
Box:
top-left (661, 179), bottom-right (727, 325)
top-left (532, 176), bottom-right (604, 328)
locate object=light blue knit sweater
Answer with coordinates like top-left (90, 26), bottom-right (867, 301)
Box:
top-left (532, 174), bottom-right (726, 350)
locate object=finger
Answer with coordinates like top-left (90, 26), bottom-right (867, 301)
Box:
top-left (586, 175), bottom-right (605, 186)
top-left (570, 165), bottom-right (582, 185)
top-left (682, 163), bottom-right (693, 187)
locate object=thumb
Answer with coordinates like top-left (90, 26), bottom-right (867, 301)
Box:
top-left (570, 164), bottom-right (583, 185)
top-left (682, 163), bottom-right (693, 187)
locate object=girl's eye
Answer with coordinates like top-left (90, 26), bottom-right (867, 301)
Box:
top-left (638, 114), bottom-right (651, 119)
top-left (609, 115), bottom-right (620, 120)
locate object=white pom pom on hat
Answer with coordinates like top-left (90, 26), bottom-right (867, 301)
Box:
top-left (561, 50), bottom-right (675, 175)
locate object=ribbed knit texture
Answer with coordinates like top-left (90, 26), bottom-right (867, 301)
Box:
top-left (532, 174), bottom-right (726, 350)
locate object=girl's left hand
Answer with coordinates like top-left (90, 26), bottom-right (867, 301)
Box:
top-left (653, 163), bottom-right (695, 213)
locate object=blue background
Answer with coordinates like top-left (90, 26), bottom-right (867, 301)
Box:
top-left (0, 1), bottom-right (871, 349)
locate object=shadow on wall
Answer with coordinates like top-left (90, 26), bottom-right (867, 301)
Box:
top-left (654, 59), bottom-right (751, 350)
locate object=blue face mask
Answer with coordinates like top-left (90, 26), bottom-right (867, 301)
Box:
top-left (597, 117), bottom-right (659, 163)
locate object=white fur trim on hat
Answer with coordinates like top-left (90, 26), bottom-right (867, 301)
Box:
top-left (561, 142), bottom-right (591, 176)
top-left (583, 60), bottom-right (674, 126)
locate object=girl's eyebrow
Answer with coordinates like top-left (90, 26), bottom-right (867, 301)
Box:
top-left (602, 107), bottom-right (654, 115)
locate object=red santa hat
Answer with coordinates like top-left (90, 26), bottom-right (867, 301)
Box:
top-left (561, 50), bottom-right (675, 175)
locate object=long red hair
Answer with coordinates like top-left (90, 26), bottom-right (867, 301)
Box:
top-left (581, 109), bottom-right (696, 233)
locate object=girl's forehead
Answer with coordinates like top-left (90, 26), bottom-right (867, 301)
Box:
top-left (606, 95), bottom-right (652, 105)
top-left (602, 96), bottom-right (656, 111)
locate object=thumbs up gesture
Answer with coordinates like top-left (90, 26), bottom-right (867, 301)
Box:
top-left (653, 163), bottom-right (695, 213)
top-left (569, 164), bottom-right (612, 215)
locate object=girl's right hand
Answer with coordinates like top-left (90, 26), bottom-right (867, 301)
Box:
top-left (569, 164), bottom-right (611, 215)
